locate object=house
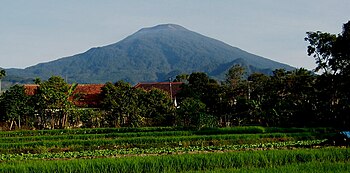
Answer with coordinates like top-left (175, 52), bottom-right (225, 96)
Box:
top-left (23, 84), bottom-right (39, 95)
top-left (24, 84), bottom-right (104, 107)
top-left (71, 84), bottom-right (105, 107)
top-left (24, 82), bottom-right (184, 108)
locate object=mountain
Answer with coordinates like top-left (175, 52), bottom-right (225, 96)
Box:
top-left (5, 24), bottom-right (294, 84)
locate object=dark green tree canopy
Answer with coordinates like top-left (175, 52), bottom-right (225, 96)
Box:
top-left (174, 74), bottom-right (189, 83)
top-left (31, 76), bottom-right (77, 129)
top-left (225, 65), bottom-right (246, 87)
top-left (305, 20), bottom-right (350, 75)
top-left (0, 69), bottom-right (5, 79)
top-left (0, 85), bottom-right (31, 130)
top-left (100, 81), bottom-right (143, 127)
top-left (0, 69), bottom-right (6, 93)
top-left (139, 88), bottom-right (174, 126)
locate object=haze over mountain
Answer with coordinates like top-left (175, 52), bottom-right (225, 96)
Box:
top-left (5, 24), bottom-right (294, 84)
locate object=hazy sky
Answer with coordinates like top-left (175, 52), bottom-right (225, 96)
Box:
top-left (1, 0), bottom-right (349, 69)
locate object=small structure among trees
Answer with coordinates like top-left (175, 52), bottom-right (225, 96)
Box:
top-left (24, 83), bottom-right (104, 108)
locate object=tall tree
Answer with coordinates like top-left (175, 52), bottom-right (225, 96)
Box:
top-left (176, 97), bottom-right (207, 129)
top-left (0, 69), bottom-right (6, 94)
top-left (100, 81), bottom-right (142, 127)
top-left (0, 85), bottom-right (31, 130)
top-left (305, 21), bottom-right (350, 127)
top-left (32, 76), bottom-right (77, 129)
top-left (174, 74), bottom-right (189, 83)
top-left (225, 65), bottom-right (245, 87)
top-left (305, 21), bottom-right (350, 75)
top-left (178, 72), bottom-right (217, 100)
top-left (305, 31), bottom-right (337, 74)
top-left (246, 73), bottom-right (270, 125)
top-left (139, 88), bottom-right (175, 126)
top-left (222, 65), bottom-right (253, 126)
top-left (175, 72), bottom-right (222, 127)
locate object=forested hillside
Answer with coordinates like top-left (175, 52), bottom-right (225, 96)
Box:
top-left (5, 24), bottom-right (293, 84)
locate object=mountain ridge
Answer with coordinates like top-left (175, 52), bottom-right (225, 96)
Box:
top-left (5, 24), bottom-right (294, 84)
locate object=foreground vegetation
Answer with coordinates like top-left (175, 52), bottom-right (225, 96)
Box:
top-left (0, 126), bottom-right (333, 154)
top-left (189, 161), bottom-right (350, 173)
top-left (0, 147), bottom-right (348, 172)
top-left (0, 126), bottom-right (344, 172)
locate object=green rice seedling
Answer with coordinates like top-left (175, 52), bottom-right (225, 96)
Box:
top-left (265, 127), bottom-right (334, 134)
top-left (0, 140), bottom-right (326, 161)
top-left (187, 161), bottom-right (350, 173)
top-left (0, 131), bottom-right (194, 143)
top-left (195, 126), bottom-right (266, 135)
top-left (0, 132), bottom-right (332, 154)
top-left (0, 126), bottom-right (180, 137)
top-left (0, 148), bottom-right (349, 173)
top-left (0, 127), bottom-right (334, 138)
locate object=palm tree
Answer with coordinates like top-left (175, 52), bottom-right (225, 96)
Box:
top-left (0, 69), bottom-right (6, 94)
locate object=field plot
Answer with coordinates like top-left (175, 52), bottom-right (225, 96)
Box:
top-left (0, 126), bottom-right (348, 172)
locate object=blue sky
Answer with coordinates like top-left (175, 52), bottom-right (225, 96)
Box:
top-left (0, 0), bottom-right (349, 69)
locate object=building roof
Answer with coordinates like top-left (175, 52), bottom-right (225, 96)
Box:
top-left (24, 84), bottom-right (38, 96)
top-left (134, 82), bottom-right (183, 98)
top-left (23, 82), bottom-right (184, 107)
top-left (73, 84), bottom-right (105, 107)
top-left (24, 84), bottom-right (105, 107)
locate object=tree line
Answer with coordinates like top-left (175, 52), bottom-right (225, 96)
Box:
top-left (0, 21), bottom-right (349, 130)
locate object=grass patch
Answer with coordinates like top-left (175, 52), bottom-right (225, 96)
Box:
top-left (0, 148), bottom-right (348, 173)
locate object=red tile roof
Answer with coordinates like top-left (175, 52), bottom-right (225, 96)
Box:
top-left (23, 82), bottom-right (184, 107)
top-left (73, 84), bottom-right (104, 107)
top-left (24, 84), bottom-right (38, 96)
top-left (134, 82), bottom-right (183, 98)
top-left (23, 84), bottom-right (105, 107)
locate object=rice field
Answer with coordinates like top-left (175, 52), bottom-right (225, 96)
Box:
top-left (0, 126), bottom-right (346, 172)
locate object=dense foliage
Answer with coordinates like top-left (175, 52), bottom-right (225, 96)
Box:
top-left (304, 21), bottom-right (350, 128)
top-left (0, 69), bottom-right (5, 93)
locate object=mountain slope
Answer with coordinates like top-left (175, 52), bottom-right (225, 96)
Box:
top-left (6, 24), bottom-right (294, 84)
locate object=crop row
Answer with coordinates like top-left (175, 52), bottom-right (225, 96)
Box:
top-left (0, 147), bottom-right (348, 173)
top-left (0, 131), bottom-right (194, 143)
top-left (0, 139), bottom-right (326, 161)
top-left (188, 161), bottom-right (350, 173)
top-left (0, 132), bottom-right (331, 154)
top-left (0, 126), bottom-right (333, 137)
top-left (0, 129), bottom-right (332, 144)
top-left (0, 126), bottom-right (177, 137)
